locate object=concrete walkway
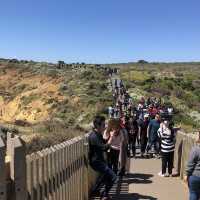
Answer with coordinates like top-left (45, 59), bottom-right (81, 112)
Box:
top-left (91, 156), bottom-right (188, 200)
top-left (128, 157), bottom-right (188, 200)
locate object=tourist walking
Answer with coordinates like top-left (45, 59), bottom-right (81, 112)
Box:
top-left (127, 116), bottom-right (139, 157)
top-left (119, 117), bottom-right (129, 176)
top-left (138, 114), bottom-right (149, 157)
top-left (146, 114), bottom-right (161, 157)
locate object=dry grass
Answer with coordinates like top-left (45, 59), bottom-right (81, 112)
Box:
top-left (0, 61), bottom-right (112, 152)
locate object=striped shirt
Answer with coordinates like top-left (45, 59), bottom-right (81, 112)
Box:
top-left (158, 126), bottom-right (175, 153)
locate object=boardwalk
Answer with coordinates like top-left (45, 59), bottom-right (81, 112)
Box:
top-left (91, 154), bottom-right (188, 200)
top-left (89, 75), bottom-right (190, 199)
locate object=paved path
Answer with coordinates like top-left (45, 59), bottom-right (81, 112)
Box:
top-left (128, 156), bottom-right (188, 200)
top-left (91, 156), bottom-right (188, 200)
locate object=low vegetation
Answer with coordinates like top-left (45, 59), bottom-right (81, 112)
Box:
top-left (0, 59), bottom-right (112, 153)
top-left (114, 62), bottom-right (200, 132)
top-left (1, 59), bottom-right (200, 152)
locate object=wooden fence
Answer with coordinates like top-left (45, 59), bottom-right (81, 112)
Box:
top-left (0, 133), bottom-right (98, 200)
top-left (1, 130), bottom-right (198, 200)
top-left (174, 131), bottom-right (198, 179)
top-left (0, 136), bottom-right (7, 200)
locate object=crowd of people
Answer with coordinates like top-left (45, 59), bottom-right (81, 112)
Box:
top-left (108, 78), bottom-right (176, 159)
top-left (88, 72), bottom-right (200, 200)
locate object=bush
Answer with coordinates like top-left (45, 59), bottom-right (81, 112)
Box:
top-left (173, 87), bottom-right (185, 99)
top-left (13, 84), bottom-right (27, 94)
top-left (174, 113), bottom-right (199, 128)
top-left (59, 83), bottom-right (68, 91)
top-left (21, 94), bottom-right (40, 106)
top-left (46, 69), bottom-right (59, 78)
top-left (138, 60), bottom-right (148, 64)
top-left (14, 119), bottom-right (31, 127)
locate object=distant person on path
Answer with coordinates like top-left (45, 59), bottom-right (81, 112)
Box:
top-left (157, 120), bottom-right (180, 177)
top-left (108, 106), bottom-right (114, 118)
top-left (138, 114), bottom-right (149, 157)
top-left (89, 116), bottom-right (117, 200)
top-left (127, 116), bottom-right (139, 158)
top-left (114, 105), bottom-right (120, 118)
top-left (119, 117), bottom-right (129, 176)
top-left (146, 114), bottom-right (161, 157)
top-left (114, 79), bottom-right (118, 88)
top-left (186, 131), bottom-right (200, 200)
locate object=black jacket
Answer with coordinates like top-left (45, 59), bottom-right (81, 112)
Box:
top-left (88, 130), bottom-right (110, 164)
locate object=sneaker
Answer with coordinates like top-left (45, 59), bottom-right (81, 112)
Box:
top-left (101, 197), bottom-right (109, 200)
top-left (92, 190), bottom-right (101, 196)
top-left (144, 153), bottom-right (150, 159)
top-left (156, 154), bottom-right (161, 159)
top-left (101, 195), bottom-right (112, 200)
top-left (154, 154), bottom-right (160, 159)
top-left (158, 171), bottom-right (165, 177)
top-left (118, 169), bottom-right (125, 177)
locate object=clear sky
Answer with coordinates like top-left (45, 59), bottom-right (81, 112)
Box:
top-left (0, 0), bottom-right (200, 63)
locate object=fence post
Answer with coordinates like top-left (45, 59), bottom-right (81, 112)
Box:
top-left (180, 137), bottom-right (187, 179)
top-left (0, 136), bottom-right (6, 200)
top-left (83, 136), bottom-right (89, 200)
top-left (6, 132), bottom-right (14, 156)
top-left (9, 136), bottom-right (27, 200)
top-left (174, 132), bottom-right (185, 176)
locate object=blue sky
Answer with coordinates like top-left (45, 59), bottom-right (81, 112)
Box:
top-left (0, 0), bottom-right (200, 63)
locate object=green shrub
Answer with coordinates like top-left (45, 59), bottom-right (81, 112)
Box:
top-left (21, 94), bottom-right (40, 106)
top-left (174, 113), bottom-right (200, 129)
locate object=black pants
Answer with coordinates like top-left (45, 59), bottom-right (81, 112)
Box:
top-left (140, 137), bottom-right (147, 154)
top-left (129, 135), bottom-right (137, 156)
top-left (161, 151), bottom-right (174, 175)
top-left (108, 149), bottom-right (120, 174)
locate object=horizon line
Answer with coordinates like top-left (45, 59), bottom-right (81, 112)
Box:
top-left (1, 56), bottom-right (200, 65)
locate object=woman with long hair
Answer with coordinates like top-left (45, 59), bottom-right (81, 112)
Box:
top-left (104, 118), bottom-right (124, 174)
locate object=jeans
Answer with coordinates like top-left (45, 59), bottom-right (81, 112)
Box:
top-left (90, 161), bottom-right (117, 197)
top-left (146, 139), bottom-right (159, 154)
top-left (189, 175), bottom-right (200, 200)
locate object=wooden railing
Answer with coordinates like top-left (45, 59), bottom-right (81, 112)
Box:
top-left (0, 133), bottom-right (98, 200)
top-left (0, 130), bottom-right (198, 200)
top-left (0, 136), bottom-right (7, 200)
top-left (174, 131), bottom-right (198, 179)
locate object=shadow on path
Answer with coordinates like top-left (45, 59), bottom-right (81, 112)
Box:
top-left (90, 173), bottom-right (156, 200)
top-left (125, 173), bottom-right (153, 184)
